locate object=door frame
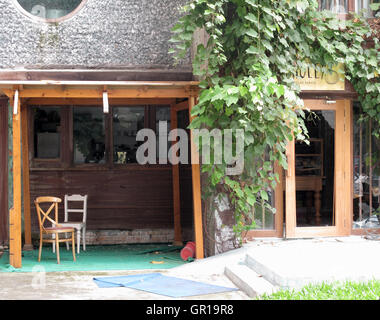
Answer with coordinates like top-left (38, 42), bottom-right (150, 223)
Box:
top-left (285, 99), bottom-right (352, 238)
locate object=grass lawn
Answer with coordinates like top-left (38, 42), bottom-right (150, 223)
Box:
top-left (256, 280), bottom-right (380, 300)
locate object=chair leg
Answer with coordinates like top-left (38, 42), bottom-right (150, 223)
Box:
top-left (55, 233), bottom-right (60, 264)
top-left (38, 233), bottom-right (43, 262)
top-left (72, 232), bottom-right (76, 262)
top-left (83, 228), bottom-right (86, 251)
top-left (77, 229), bottom-right (80, 254)
top-left (66, 232), bottom-right (69, 251)
top-left (52, 233), bottom-right (55, 253)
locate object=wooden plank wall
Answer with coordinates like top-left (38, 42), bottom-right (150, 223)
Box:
top-left (0, 97), bottom-right (8, 245)
top-left (29, 167), bottom-right (193, 235)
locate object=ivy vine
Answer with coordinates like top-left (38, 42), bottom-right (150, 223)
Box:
top-left (170, 0), bottom-right (380, 243)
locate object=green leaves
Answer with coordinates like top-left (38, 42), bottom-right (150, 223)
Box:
top-left (170, 0), bottom-right (380, 242)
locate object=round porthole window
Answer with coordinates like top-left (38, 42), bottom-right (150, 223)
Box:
top-left (15, 0), bottom-right (86, 23)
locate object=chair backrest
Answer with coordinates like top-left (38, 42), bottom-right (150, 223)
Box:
top-left (64, 194), bottom-right (88, 223)
top-left (35, 196), bottom-right (62, 232)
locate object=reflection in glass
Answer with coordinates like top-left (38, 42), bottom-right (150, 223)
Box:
top-left (73, 107), bottom-right (105, 164)
top-left (34, 107), bottom-right (61, 159)
top-left (113, 107), bottom-right (145, 164)
top-left (295, 110), bottom-right (335, 227)
top-left (319, 0), bottom-right (348, 12)
top-left (355, 0), bottom-right (380, 17)
top-left (17, 0), bottom-right (83, 19)
top-left (353, 102), bottom-right (380, 229)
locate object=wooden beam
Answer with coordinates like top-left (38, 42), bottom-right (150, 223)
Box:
top-left (21, 103), bottom-right (33, 251)
top-left (189, 97), bottom-right (204, 259)
top-left (0, 82), bottom-right (200, 99)
top-left (24, 98), bottom-right (177, 106)
top-left (9, 95), bottom-right (22, 268)
top-left (0, 80), bottom-right (200, 86)
top-left (171, 105), bottom-right (183, 246)
top-left (172, 100), bottom-right (189, 112)
top-left (7, 87), bottom-right (197, 99)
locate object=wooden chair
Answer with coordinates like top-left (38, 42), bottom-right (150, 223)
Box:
top-left (52, 194), bottom-right (88, 254)
top-left (35, 196), bottom-right (76, 264)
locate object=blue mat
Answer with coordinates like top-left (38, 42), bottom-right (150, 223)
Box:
top-left (93, 273), bottom-right (238, 298)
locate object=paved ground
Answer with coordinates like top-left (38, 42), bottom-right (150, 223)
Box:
top-left (1, 235), bottom-right (380, 300)
top-left (0, 246), bottom-right (250, 300)
top-left (243, 235), bottom-right (380, 289)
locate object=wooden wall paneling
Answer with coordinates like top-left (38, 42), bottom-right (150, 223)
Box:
top-left (28, 168), bottom-right (194, 232)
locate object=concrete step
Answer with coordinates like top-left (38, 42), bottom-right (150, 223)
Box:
top-left (224, 263), bottom-right (278, 298)
top-left (245, 252), bottom-right (283, 287)
top-left (245, 253), bottom-right (295, 289)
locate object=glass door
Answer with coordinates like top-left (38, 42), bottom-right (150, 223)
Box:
top-left (285, 100), bottom-right (351, 238)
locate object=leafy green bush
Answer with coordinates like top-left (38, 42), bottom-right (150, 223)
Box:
top-left (171, 0), bottom-right (380, 241)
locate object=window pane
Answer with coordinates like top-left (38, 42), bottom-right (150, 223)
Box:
top-left (177, 109), bottom-right (191, 164)
top-left (34, 107), bottom-right (61, 159)
top-left (353, 103), bottom-right (380, 230)
top-left (73, 107), bottom-right (105, 164)
top-left (156, 107), bottom-right (171, 161)
top-left (253, 149), bottom-right (276, 230)
top-left (295, 111), bottom-right (335, 227)
top-left (113, 107), bottom-right (145, 164)
top-left (356, 0), bottom-right (380, 17)
top-left (319, 0), bottom-right (348, 12)
top-left (16, 0), bottom-right (83, 19)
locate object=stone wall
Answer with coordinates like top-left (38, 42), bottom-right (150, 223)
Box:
top-left (30, 228), bottom-right (194, 246)
top-left (0, 0), bottom-right (190, 70)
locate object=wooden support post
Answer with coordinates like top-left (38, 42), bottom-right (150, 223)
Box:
top-left (21, 103), bottom-right (33, 251)
top-left (189, 96), bottom-right (204, 259)
top-left (285, 137), bottom-right (297, 238)
top-left (171, 105), bottom-right (183, 246)
top-left (9, 94), bottom-right (22, 268)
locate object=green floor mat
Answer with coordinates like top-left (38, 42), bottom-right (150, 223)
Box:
top-left (0, 244), bottom-right (186, 273)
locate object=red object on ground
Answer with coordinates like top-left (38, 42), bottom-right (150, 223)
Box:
top-left (180, 241), bottom-right (196, 261)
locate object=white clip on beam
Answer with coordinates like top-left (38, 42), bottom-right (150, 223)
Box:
top-left (103, 91), bottom-right (109, 114)
top-left (13, 89), bottom-right (19, 115)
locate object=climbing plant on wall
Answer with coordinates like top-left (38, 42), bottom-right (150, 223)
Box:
top-left (170, 0), bottom-right (380, 242)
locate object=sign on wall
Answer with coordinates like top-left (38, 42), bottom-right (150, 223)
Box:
top-left (295, 63), bottom-right (345, 91)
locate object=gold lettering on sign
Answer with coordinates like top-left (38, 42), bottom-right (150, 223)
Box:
top-left (295, 63), bottom-right (345, 91)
